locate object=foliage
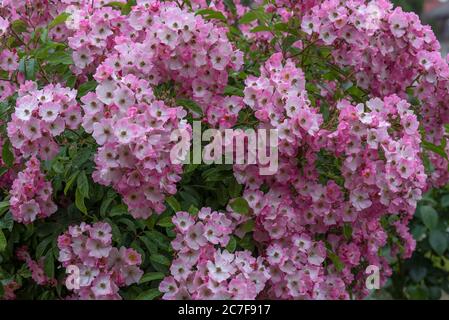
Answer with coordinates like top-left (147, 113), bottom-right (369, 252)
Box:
top-left (0, 0), bottom-right (449, 300)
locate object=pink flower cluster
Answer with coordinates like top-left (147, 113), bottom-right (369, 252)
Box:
top-left (57, 221), bottom-right (143, 300)
top-left (160, 208), bottom-right (270, 300)
top-left (0, 49), bottom-right (18, 101)
top-left (0, 0), bottom-right (71, 42)
top-left (231, 55), bottom-right (427, 299)
top-left (7, 81), bottom-right (81, 160)
top-left (0, 280), bottom-right (20, 300)
top-left (9, 156), bottom-right (57, 224)
top-left (0, 1), bottom-right (74, 100)
top-left (16, 245), bottom-right (57, 287)
top-left (301, 0), bottom-right (449, 186)
top-left (68, 0), bottom-right (243, 125)
top-left (243, 52), bottom-right (322, 158)
top-left (81, 75), bottom-right (191, 219)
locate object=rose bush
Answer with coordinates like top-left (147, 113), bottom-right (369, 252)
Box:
top-left (0, 0), bottom-right (449, 300)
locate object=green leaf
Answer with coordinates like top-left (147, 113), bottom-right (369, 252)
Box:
top-left (157, 216), bottom-right (174, 228)
top-left (188, 205), bottom-right (199, 215)
top-left (226, 236), bottom-right (237, 253)
top-left (239, 11), bottom-right (258, 24)
top-left (150, 254), bottom-right (171, 266)
top-left (343, 224), bottom-right (352, 241)
top-left (250, 25), bottom-right (271, 33)
top-left (64, 171), bottom-right (79, 195)
top-left (136, 288), bottom-right (162, 300)
top-left (139, 272), bottom-right (165, 284)
top-left (441, 195), bottom-right (449, 208)
top-left (44, 251), bottom-right (55, 278)
top-left (100, 190), bottom-right (117, 216)
top-left (2, 139), bottom-right (14, 168)
top-left (110, 204), bottom-right (128, 217)
top-left (139, 235), bottom-right (158, 255)
top-left (36, 236), bottom-right (53, 258)
top-left (420, 205), bottom-right (439, 230)
top-left (327, 249), bottom-right (344, 272)
top-left (0, 201), bottom-right (10, 213)
top-left (228, 178), bottom-right (242, 198)
top-left (223, 85), bottom-right (244, 97)
top-left (230, 197), bottom-right (250, 215)
top-left (274, 23), bottom-right (289, 32)
top-left (117, 218), bottom-right (137, 234)
top-left (429, 230), bottom-right (448, 255)
top-left (11, 20), bottom-right (28, 33)
top-left (49, 12), bottom-right (71, 30)
top-left (196, 9), bottom-right (227, 22)
top-left (46, 51), bottom-right (73, 65)
top-left (176, 98), bottom-right (203, 116)
top-left (410, 266), bottom-right (427, 282)
top-left (0, 212), bottom-right (13, 231)
top-left (422, 140), bottom-right (448, 160)
top-left (77, 81), bottom-right (97, 98)
top-left (76, 171), bottom-right (89, 199)
top-left (0, 229), bottom-right (6, 252)
top-left (166, 196), bottom-right (181, 213)
top-left (75, 188), bottom-right (87, 214)
top-left (240, 219), bottom-right (254, 233)
top-left (25, 59), bottom-right (36, 80)
top-left (406, 285), bottom-right (429, 300)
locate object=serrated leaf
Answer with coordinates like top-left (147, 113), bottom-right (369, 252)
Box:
top-left (2, 139), bottom-right (14, 168)
top-left (139, 235), bottom-right (157, 255)
top-left (0, 201), bottom-right (10, 213)
top-left (250, 25), bottom-right (271, 33)
top-left (423, 140), bottom-right (448, 160)
top-left (441, 195), bottom-right (449, 208)
top-left (110, 204), bottom-right (128, 217)
top-left (75, 188), bottom-right (87, 214)
top-left (0, 212), bottom-right (13, 231)
top-left (226, 236), bottom-right (237, 253)
top-left (150, 254), bottom-right (171, 266)
top-left (327, 249), bottom-right (344, 272)
top-left (77, 81), bottom-right (97, 98)
top-left (11, 20), bottom-right (28, 33)
top-left (230, 197), bottom-right (249, 215)
top-left (239, 11), bottom-right (258, 24)
top-left (0, 229), bottom-right (6, 252)
top-left (139, 272), bottom-right (165, 284)
top-left (44, 251), bottom-right (54, 278)
top-left (76, 171), bottom-right (89, 199)
top-left (157, 216), bottom-right (174, 228)
top-left (36, 236), bottom-right (53, 258)
top-left (429, 230), bottom-right (448, 255)
top-left (176, 98), bottom-right (203, 116)
top-left (241, 219), bottom-right (254, 233)
top-left (136, 288), bottom-right (162, 300)
top-left (25, 59), bottom-right (36, 80)
top-left (196, 9), bottom-right (227, 22)
top-left (100, 190), bottom-right (116, 216)
top-left (223, 85), bottom-right (244, 97)
top-left (166, 196), bottom-right (181, 213)
top-left (420, 205), bottom-right (439, 230)
top-left (343, 224), bottom-right (352, 241)
top-left (47, 51), bottom-right (73, 65)
top-left (49, 12), bottom-right (71, 30)
top-left (64, 171), bottom-right (79, 195)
